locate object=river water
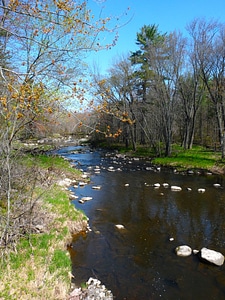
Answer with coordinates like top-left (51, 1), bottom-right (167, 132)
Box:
top-left (57, 146), bottom-right (225, 300)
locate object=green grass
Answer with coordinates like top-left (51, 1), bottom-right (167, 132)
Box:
top-left (111, 142), bottom-right (224, 172)
top-left (152, 145), bottom-right (223, 171)
top-left (43, 184), bottom-right (85, 221)
top-left (133, 146), bottom-right (156, 157)
top-left (22, 153), bottom-right (81, 175)
top-left (49, 249), bottom-right (71, 274)
top-left (0, 152), bottom-right (87, 299)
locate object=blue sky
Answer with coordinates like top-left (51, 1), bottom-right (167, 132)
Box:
top-left (85, 0), bottom-right (225, 74)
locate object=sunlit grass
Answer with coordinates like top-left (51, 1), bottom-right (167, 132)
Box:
top-left (21, 153), bottom-right (81, 175)
top-left (153, 145), bottom-right (223, 170)
top-left (0, 152), bottom-right (86, 299)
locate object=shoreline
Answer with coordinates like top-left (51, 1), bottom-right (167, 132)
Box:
top-left (1, 140), bottom-right (223, 299)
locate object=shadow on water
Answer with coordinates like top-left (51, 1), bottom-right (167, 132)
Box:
top-left (58, 146), bottom-right (225, 300)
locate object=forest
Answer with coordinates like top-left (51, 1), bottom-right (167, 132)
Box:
top-left (89, 21), bottom-right (225, 158)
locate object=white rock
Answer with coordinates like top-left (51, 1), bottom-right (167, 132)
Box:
top-left (115, 224), bottom-right (125, 230)
top-left (124, 183), bottom-right (129, 187)
top-left (175, 245), bottom-right (192, 257)
top-left (58, 178), bottom-right (72, 187)
top-left (198, 188), bottom-right (205, 193)
top-left (171, 186), bottom-right (182, 191)
top-left (81, 174), bottom-right (88, 179)
top-left (169, 237), bottom-right (174, 241)
top-left (146, 167), bottom-right (153, 171)
top-left (154, 183), bottom-right (160, 188)
top-left (85, 277), bottom-right (113, 299)
top-left (69, 194), bottom-right (78, 200)
top-left (162, 183), bottom-right (169, 188)
top-left (70, 288), bottom-right (82, 297)
top-left (213, 183), bottom-right (221, 188)
top-left (81, 196), bottom-right (92, 201)
top-left (92, 185), bottom-right (102, 190)
top-left (187, 170), bottom-right (194, 175)
top-left (200, 247), bottom-right (224, 266)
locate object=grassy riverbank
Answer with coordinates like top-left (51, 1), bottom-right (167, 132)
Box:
top-left (116, 144), bottom-right (225, 175)
top-left (0, 152), bottom-right (87, 300)
top-left (152, 145), bottom-right (225, 174)
top-left (1, 142), bottom-right (224, 299)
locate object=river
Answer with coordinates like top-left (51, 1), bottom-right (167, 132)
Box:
top-left (57, 145), bottom-right (225, 300)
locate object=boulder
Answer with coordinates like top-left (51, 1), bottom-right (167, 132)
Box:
top-left (199, 247), bottom-right (224, 266)
top-left (175, 245), bottom-right (192, 257)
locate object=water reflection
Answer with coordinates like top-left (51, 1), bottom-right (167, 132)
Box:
top-left (60, 146), bottom-right (225, 299)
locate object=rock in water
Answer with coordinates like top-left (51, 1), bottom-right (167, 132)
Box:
top-left (171, 186), bottom-right (182, 191)
top-left (199, 247), bottom-right (224, 266)
top-left (175, 245), bottom-right (192, 257)
top-left (115, 224), bottom-right (125, 230)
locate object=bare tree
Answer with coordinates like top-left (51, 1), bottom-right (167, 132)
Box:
top-left (145, 31), bottom-right (186, 156)
top-left (0, 0), bottom-right (127, 249)
top-left (187, 18), bottom-right (225, 157)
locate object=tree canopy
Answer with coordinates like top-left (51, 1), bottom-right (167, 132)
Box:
top-left (90, 19), bottom-right (225, 159)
